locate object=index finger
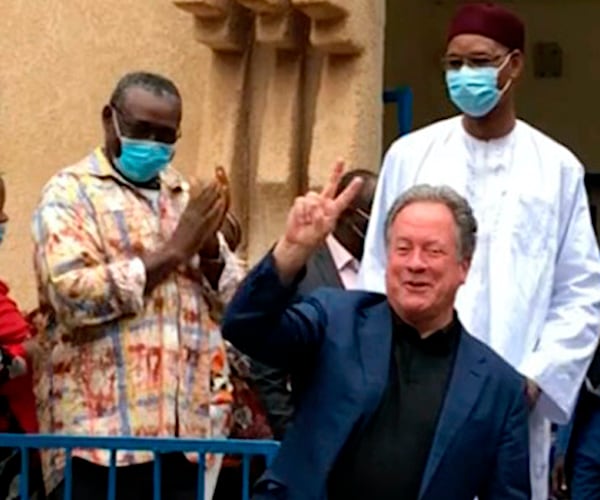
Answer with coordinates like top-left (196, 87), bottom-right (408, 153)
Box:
top-left (320, 159), bottom-right (345, 199)
top-left (332, 177), bottom-right (364, 216)
top-left (215, 166), bottom-right (229, 187)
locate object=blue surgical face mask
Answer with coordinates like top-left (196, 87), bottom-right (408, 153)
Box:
top-left (0, 223), bottom-right (7, 246)
top-left (445, 55), bottom-right (512, 118)
top-left (112, 113), bottom-right (175, 183)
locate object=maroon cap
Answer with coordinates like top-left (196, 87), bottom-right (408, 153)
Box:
top-left (447, 2), bottom-right (525, 52)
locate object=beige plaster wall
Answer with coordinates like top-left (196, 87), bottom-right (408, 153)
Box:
top-left (175, 1), bottom-right (385, 265)
top-left (0, 1), bottom-right (211, 309)
top-left (384, 0), bottom-right (600, 174)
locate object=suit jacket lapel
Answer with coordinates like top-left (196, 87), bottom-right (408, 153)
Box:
top-left (418, 331), bottom-right (487, 499)
top-left (357, 302), bottom-right (393, 416)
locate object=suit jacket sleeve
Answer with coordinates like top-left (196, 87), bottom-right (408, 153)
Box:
top-left (247, 247), bottom-right (341, 441)
top-left (480, 386), bottom-right (531, 500)
top-left (222, 252), bottom-right (327, 369)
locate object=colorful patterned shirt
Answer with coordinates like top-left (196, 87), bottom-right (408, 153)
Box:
top-left (31, 148), bottom-right (241, 491)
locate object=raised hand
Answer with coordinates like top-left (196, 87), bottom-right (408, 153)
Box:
top-left (171, 180), bottom-right (228, 260)
top-left (142, 175), bottom-right (229, 295)
top-left (274, 160), bottom-right (363, 282)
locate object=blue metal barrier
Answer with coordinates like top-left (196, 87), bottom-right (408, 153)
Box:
top-left (0, 434), bottom-right (280, 500)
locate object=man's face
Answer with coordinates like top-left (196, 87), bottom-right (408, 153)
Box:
top-left (103, 86), bottom-right (182, 159)
top-left (336, 179), bottom-right (376, 261)
top-left (444, 34), bottom-right (523, 90)
top-left (385, 202), bottom-right (470, 326)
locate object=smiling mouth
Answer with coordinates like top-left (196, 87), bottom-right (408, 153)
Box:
top-left (404, 282), bottom-right (431, 291)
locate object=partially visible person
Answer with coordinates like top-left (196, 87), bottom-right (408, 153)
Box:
top-left (222, 163), bottom-right (530, 500)
top-left (221, 212), bottom-right (242, 257)
top-left (250, 169), bottom-right (377, 440)
top-left (32, 72), bottom-right (243, 500)
top-left (552, 345), bottom-right (600, 500)
top-left (0, 176), bottom-right (43, 500)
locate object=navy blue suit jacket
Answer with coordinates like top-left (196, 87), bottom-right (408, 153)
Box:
top-left (222, 254), bottom-right (531, 500)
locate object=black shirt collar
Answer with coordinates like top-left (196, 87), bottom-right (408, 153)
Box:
top-left (390, 309), bottom-right (461, 355)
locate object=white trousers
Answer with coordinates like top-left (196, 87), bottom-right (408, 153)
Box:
top-left (529, 405), bottom-right (551, 500)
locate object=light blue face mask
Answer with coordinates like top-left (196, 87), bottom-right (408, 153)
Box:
top-left (112, 113), bottom-right (175, 183)
top-left (445, 56), bottom-right (512, 118)
top-left (0, 223), bottom-right (7, 245)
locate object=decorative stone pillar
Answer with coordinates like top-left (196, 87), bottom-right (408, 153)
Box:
top-left (174, 0), bottom-right (385, 263)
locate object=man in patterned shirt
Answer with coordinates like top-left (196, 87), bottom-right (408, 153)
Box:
top-left (31, 72), bottom-right (243, 500)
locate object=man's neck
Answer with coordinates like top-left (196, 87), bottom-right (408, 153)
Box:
top-left (462, 104), bottom-right (517, 141)
top-left (396, 309), bottom-right (455, 339)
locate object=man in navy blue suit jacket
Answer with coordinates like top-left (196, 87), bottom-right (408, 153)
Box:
top-left (222, 162), bottom-right (530, 500)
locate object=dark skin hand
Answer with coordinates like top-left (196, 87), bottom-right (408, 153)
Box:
top-left (551, 455), bottom-right (569, 499)
top-left (194, 166), bottom-right (231, 288)
top-left (192, 165), bottom-right (231, 260)
top-left (141, 181), bottom-right (227, 294)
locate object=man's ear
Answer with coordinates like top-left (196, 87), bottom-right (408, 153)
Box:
top-left (102, 105), bottom-right (120, 158)
top-left (101, 104), bottom-right (112, 126)
top-left (459, 257), bottom-right (471, 284)
top-left (509, 50), bottom-right (524, 80)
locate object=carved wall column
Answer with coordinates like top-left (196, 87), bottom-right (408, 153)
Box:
top-left (174, 0), bottom-right (385, 263)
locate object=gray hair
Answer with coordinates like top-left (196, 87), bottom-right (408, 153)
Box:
top-left (384, 184), bottom-right (477, 260)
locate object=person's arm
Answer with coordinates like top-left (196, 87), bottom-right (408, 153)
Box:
top-left (357, 145), bottom-right (398, 293)
top-left (223, 161), bottom-right (363, 367)
top-left (32, 174), bottom-right (150, 328)
top-left (519, 167), bottom-right (600, 423)
top-left (33, 174), bottom-right (227, 329)
top-left (180, 232), bottom-right (245, 322)
top-left (0, 287), bottom-right (33, 381)
top-left (480, 385), bottom-right (531, 500)
top-left (221, 252), bottom-right (326, 368)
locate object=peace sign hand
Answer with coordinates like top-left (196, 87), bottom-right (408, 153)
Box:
top-left (273, 160), bottom-right (364, 283)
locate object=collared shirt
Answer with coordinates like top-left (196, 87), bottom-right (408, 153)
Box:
top-left (328, 313), bottom-right (460, 500)
top-left (31, 148), bottom-right (243, 491)
top-left (325, 235), bottom-right (359, 290)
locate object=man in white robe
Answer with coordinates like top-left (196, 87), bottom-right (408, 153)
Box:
top-left (358, 3), bottom-right (600, 499)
